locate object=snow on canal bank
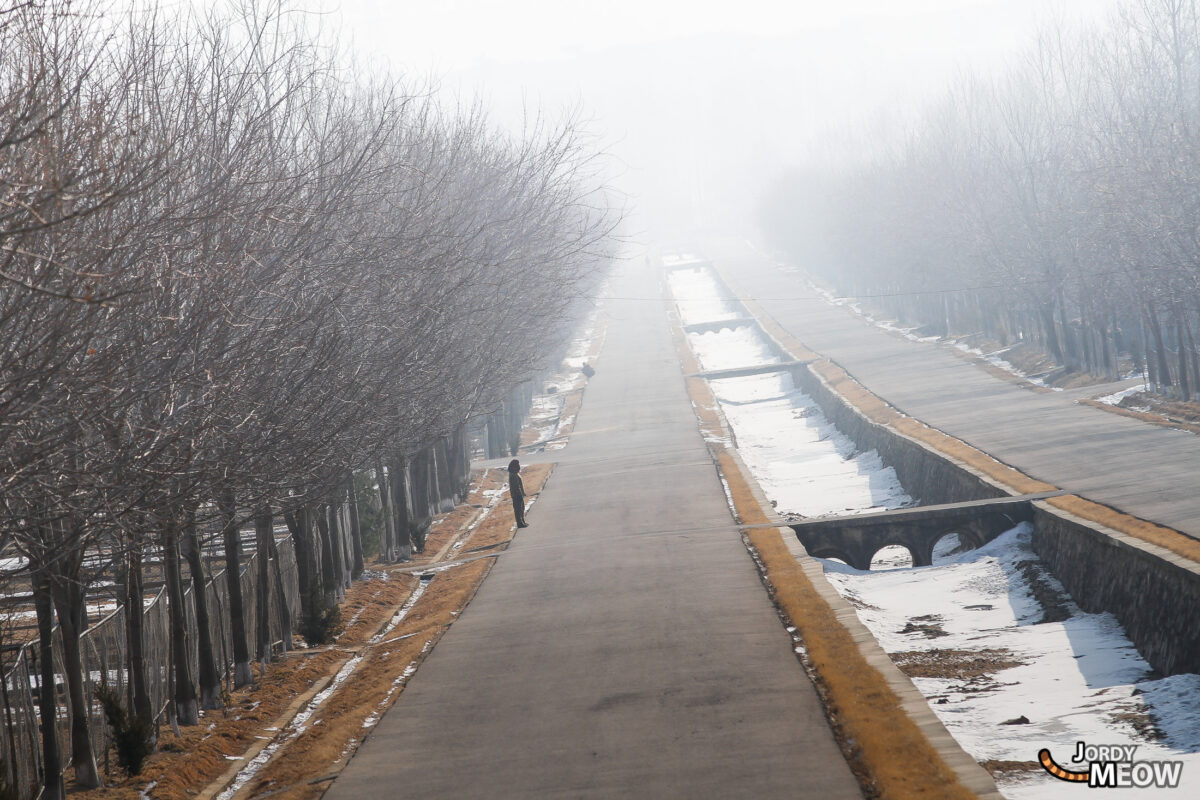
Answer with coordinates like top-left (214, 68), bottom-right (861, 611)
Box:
top-left (689, 328), bottom-right (780, 373)
top-left (824, 526), bottom-right (1200, 797)
top-left (710, 371), bottom-right (909, 519)
top-left (667, 265), bottom-right (741, 326)
top-left (671, 260), bottom-right (1200, 797)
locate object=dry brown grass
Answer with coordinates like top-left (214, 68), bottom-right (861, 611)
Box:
top-left (76, 465), bottom-right (559, 800)
top-left (1080, 397), bottom-right (1200, 436)
top-left (717, 449), bottom-right (976, 799)
top-left (229, 462), bottom-right (556, 800)
top-left (1045, 495), bottom-right (1200, 564)
top-left (890, 649), bottom-right (1025, 680)
top-left (241, 558), bottom-right (496, 800)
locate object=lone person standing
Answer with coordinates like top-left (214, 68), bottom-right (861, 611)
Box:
top-left (508, 458), bottom-right (529, 528)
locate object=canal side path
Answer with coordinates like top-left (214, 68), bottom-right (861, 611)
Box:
top-left (707, 239), bottom-right (1200, 551)
top-left (323, 259), bottom-right (867, 798)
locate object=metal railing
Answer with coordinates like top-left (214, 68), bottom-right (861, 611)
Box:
top-left (1, 537), bottom-right (299, 799)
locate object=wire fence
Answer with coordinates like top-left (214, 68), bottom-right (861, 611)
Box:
top-left (0, 537), bottom-right (299, 799)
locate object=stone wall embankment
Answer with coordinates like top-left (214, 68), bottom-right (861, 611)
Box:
top-left (1031, 504), bottom-right (1200, 676)
top-left (786, 363), bottom-right (1007, 506)
top-left (719, 278), bottom-right (1200, 675)
top-left (790, 357), bottom-right (1200, 675)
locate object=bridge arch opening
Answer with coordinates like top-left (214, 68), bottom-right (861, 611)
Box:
top-left (870, 544), bottom-right (914, 571)
top-left (932, 532), bottom-right (966, 564)
top-left (932, 531), bottom-right (983, 564)
top-left (809, 547), bottom-right (855, 568)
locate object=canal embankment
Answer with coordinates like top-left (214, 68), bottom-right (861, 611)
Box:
top-left (665, 253), bottom-right (1200, 798)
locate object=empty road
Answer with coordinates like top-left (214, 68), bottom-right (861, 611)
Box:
top-left (325, 259), bottom-right (862, 798)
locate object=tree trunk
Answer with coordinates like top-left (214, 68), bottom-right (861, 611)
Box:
top-left (49, 538), bottom-right (102, 789)
top-left (31, 559), bottom-right (65, 800)
top-left (181, 508), bottom-right (222, 710)
top-left (390, 455), bottom-right (413, 559)
top-left (1176, 316), bottom-right (1192, 402)
top-left (449, 422), bottom-right (470, 500)
top-left (1147, 303), bottom-right (1173, 393)
top-left (409, 449), bottom-right (429, 525)
top-left (325, 500), bottom-right (347, 591)
top-left (219, 489), bottom-right (252, 688)
top-left (486, 413), bottom-right (504, 459)
top-left (1186, 317), bottom-right (1200, 398)
top-left (268, 530), bottom-right (293, 653)
top-left (285, 508), bottom-right (318, 621)
top-left (162, 519), bottom-right (198, 726)
top-left (376, 460), bottom-right (395, 563)
top-left (315, 505), bottom-right (339, 607)
top-left (125, 545), bottom-right (154, 731)
top-left (434, 438), bottom-right (453, 512)
top-left (1040, 301), bottom-right (1064, 365)
top-left (339, 504), bottom-right (354, 584)
top-left (346, 472), bottom-right (364, 578)
top-left (255, 508), bottom-right (273, 664)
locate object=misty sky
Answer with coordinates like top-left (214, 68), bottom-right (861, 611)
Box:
top-left (327, 0), bottom-right (1125, 237)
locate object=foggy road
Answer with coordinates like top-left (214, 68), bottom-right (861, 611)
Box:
top-left (711, 240), bottom-right (1200, 540)
top-left (324, 259), bottom-right (862, 798)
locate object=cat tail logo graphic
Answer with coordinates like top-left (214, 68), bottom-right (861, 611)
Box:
top-left (1039, 744), bottom-right (1183, 789)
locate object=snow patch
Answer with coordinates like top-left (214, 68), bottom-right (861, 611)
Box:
top-left (821, 523), bottom-right (1200, 798)
top-left (667, 267), bottom-right (740, 326)
top-left (710, 371), bottom-right (911, 518)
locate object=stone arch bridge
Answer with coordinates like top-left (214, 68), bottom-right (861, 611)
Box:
top-left (788, 491), bottom-right (1066, 570)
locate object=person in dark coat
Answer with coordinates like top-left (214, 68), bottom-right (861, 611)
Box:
top-left (508, 458), bottom-right (528, 527)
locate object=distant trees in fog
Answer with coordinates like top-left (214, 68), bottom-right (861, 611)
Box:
top-left (762, 0), bottom-right (1200, 399)
top-left (0, 1), bottom-right (616, 796)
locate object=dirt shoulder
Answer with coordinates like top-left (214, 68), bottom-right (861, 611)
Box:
top-left (1080, 393), bottom-right (1200, 437)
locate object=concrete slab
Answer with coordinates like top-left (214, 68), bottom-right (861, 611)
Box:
top-left (324, 263), bottom-right (862, 798)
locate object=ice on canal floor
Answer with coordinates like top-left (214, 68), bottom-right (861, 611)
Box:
top-left (666, 266), bottom-right (741, 326)
top-left (709, 370), bottom-right (910, 518)
top-left (688, 327), bottom-right (781, 373)
top-left (821, 525), bottom-right (1200, 798)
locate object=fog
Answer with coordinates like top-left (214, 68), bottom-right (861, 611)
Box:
top-left (330, 0), bottom-right (1122, 238)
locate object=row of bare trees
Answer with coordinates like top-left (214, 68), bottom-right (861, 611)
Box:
top-left (0, 1), bottom-right (615, 797)
top-left (762, 0), bottom-right (1200, 396)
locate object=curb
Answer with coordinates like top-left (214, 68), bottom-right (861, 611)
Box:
top-left (665, 261), bottom-right (1003, 798)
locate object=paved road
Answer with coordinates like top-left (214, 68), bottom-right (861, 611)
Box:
top-left (708, 239), bottom-right (1200, 539)
top-left (325, 261), bottom-right (862, 798)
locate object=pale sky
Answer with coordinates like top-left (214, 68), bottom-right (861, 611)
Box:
top-left (316, 0), bottom-right (1126, 237)
top-left (328, 0), bottom-right (1118, 74)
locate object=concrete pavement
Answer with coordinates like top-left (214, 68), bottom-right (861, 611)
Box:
top-left (709, 240), bottom-right (1200, 539)
top-left (324, 261), bottom-right (862, 798)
